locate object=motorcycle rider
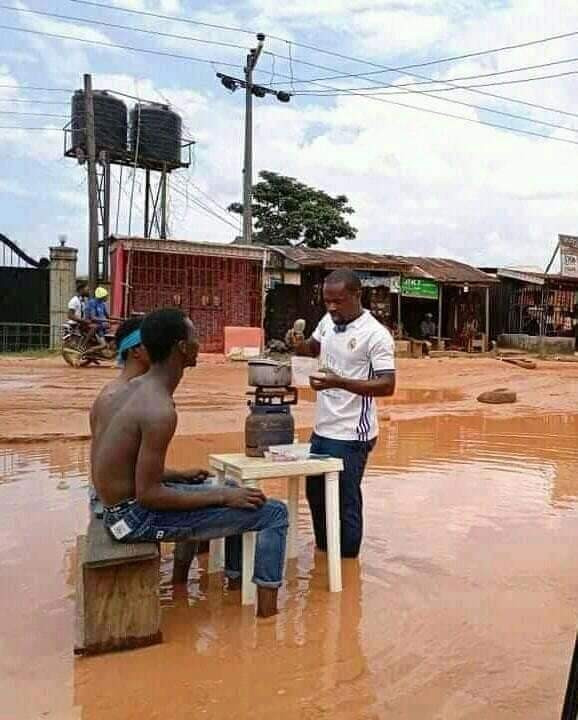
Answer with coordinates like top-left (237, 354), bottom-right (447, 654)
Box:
top-left (67, 281), bottom-right (89, 324)
top-left (85, 286), bottom-right (110, 348)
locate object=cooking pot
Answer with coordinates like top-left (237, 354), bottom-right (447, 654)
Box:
top-left (247, 358), bottom-right (292, 388)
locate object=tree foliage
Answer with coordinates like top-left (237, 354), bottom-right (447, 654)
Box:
top-left (228, 171), bottom-right (357, 249)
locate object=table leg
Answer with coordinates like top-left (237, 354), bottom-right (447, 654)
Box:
top-left (208, 469), bottom-right (225, 574)
top-left (287, 476), bottom-right (300, 561)
top-left (325, 471), bottom-right (342, 593)
top-left (242, 533), bottom-right (257, 605)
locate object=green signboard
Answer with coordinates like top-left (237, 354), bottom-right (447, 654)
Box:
top-left (401, 278), bottom-right (439, 299)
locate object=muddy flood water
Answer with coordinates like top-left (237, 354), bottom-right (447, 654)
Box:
top-left (1, 412), bottom-right (578, 719)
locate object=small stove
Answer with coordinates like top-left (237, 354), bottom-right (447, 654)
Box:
top-left (245, 386), bottom-right (297, 457)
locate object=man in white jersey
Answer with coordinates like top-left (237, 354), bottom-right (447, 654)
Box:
top-left (292, 269), bottom-right (395, 558)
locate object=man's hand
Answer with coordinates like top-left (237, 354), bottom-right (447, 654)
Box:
top-left (285, 329), bottom-right (303, 347)
top-left (309, 370), bottom-right (344, 392)
top-left (223, 486), bottom-right (267, 510)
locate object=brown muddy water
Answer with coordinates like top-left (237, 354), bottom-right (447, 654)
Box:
top-left (1, 413), bottom-right (578, 719)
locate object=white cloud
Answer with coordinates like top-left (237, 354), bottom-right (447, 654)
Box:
top-left (0, 179), bottom-right (32, 197)
top-left (2, 1), bottom-right (578, 272)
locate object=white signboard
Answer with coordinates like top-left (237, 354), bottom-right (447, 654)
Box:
top-left (559, 235), bottom-right (578, 278)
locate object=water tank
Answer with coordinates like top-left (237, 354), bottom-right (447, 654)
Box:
top-left (130, 103), bottom-right (182, 167)
top-left (71, 90), bottom-right (128, 156)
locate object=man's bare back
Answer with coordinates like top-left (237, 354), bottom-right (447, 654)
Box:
top-left (92, 375), bottom-right (175, 507)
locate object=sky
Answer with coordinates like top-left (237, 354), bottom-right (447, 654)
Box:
top-left (1, 0), bottom-right (578, 273)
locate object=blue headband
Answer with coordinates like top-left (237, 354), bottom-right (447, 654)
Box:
top-left (117, 329), bottom-right (142, 365)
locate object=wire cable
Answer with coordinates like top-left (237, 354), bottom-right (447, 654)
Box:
top-left (0, 23), bottom-right (244, 69)
top-left (0, 110), bottom-right (67, 117)
top-left (0, 83), bottom-right (72, 92)
top-left (293, 55), bottom-right (578, 93)
top-left (0, 125), bottom-right (63, 130)
top-left (65, 0), bottom-right (258, 37)
top-left (63, 0), bottom-right (578, 89)
top-left (295, 69), bottom-right (578, 119)
top-left (0, 98), bottom-right (69, 105)
top-left (0, 4), bottom-right (251, 52)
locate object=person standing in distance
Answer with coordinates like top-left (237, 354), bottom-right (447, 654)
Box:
top-left (290, 269), bottom-right (395, 558)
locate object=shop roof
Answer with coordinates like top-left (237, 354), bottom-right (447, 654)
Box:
top-left (270, 247), bottom-right (496, 285)
top-left (497, 267), bottom-right (578, 286)
top-left (270, 246), bottom-right (410, 272)
top-left (110, 236), bottom-right (265, 262)
top-left (402, 257), bottom-right (497, 285)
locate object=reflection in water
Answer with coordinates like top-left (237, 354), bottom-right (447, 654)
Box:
top-left (0, 414), bottom-right (578, 719)
top-left (298, 386), bottom-right (464, 406)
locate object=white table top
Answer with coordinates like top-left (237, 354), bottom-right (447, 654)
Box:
top-left (208, 452), bottom-right (343, 481)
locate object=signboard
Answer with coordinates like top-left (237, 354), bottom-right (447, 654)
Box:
top-left (358, 273), bottom-right (401, 293)
top-left (401, 278), bottom-right (439, 299)
top-left (559, 235), bottom-right (578, 278)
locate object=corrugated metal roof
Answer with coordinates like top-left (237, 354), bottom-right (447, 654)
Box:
top-left (402, 256), bottom-right (497, 284)
top-left (271, 247), bottom-right (496, 284)
top-left (270, 246), bottom-right (412, 272)
top-left (110, 236), bottom-right (265, 262)
top-left (497, 267), bottom-right (578, 286)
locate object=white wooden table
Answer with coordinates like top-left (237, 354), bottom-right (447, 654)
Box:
top-left (207, 453), bottom-right (344, 605)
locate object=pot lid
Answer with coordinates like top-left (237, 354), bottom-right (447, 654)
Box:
top-left (248, 357), bottom-right (290, 367)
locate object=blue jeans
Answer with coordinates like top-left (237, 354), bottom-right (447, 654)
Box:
top-left (306, 433), bottom-right (376, 559)
top-left (103, 485), bottom-right (288, 589)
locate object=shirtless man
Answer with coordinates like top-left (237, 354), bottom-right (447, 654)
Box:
top-left (89, 317), bottom-right (151, 516)
top-left (92, 308), bottom-right (288, 617)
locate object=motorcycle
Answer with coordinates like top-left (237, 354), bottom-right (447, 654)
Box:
top-left (61, 321), bottom-right (116, 368)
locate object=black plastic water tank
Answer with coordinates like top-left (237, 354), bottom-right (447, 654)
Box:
top-left (71, 90), bottom-right (127, 155)
top-left (129, 103), bottom-right (182, 167)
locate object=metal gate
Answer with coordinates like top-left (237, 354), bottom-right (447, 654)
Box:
top-left (0, 234), bottom-right (50, 351)
top-left (126, 249), bottom-right (263, 353)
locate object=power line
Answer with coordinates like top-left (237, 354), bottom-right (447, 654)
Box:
top-left (188, 180), bottom-right (233, 216)
top-left (262, 41), bottom-right (578, 133)
top-left (272, 31), bottom-right (578, 87)
top-left (0, 83), bottom-right (72, 92)
top-left (0, 23), bottom-right (244, 69)
top-left (264, 62), bottom-right (578, 137)
top-left (5, 6), bottom-right (577, 128)
top-left (271, 67), bottom-right (578, 147)
top-left (171, 175), bottom-right (234, 220)
top-left (171, 182), bottom-right (239, 230)
top-left (0, 125), bottom-right (63, 130)
top-left (0, 98), bottom-right (69, 104)
top-left (3, 18), bottom-right (577, 146)
top-left (0, 110), bottom-right (67, 117)
top-left (56, 0), bottom-right (578, 130)
top-left (64, 0), bottom-right (578, 94)
top-left (295, 69), bottom-right (578, 119)
top-left (0, 4), bottom-right (251, 52)
top-left (65, 0), bottom-right (258, 37)
top-left (294, 55), bottom-right (578, 94)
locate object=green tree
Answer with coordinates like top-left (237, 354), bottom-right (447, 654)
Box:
top-left (228, 171), bottom-right (357, 249)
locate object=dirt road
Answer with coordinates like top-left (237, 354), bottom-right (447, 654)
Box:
top-left (1, 354), bottom-right (577, 442)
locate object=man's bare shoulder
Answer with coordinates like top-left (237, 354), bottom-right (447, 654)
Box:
top-left (129, 377), bottom-right (177, 425)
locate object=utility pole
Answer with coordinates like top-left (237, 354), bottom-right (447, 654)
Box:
top-left (216, 36), bottom-right (291, 245)
top-left (243, 34), bottom-right (265, 245)
top-left (84, 73), bottom-right (99, 292)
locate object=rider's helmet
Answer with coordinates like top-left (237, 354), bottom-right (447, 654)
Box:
top-left (95, 286), bottom-right (108, 300)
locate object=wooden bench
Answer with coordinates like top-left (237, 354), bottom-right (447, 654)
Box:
top-left (75, 514), bottom-right (162, 656)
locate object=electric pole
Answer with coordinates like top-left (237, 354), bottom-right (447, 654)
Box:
top-left (84, 73), bottom-right (99, 292)
top-left (217, 34), bottom-right (291, 245)
top-left (243, 34), bottom-right (264, 245)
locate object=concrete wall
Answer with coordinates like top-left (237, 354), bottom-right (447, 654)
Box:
top-left (49, 244), bottom-right (78, 348)
top-left (498, 333), bottom-right (575, 355)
